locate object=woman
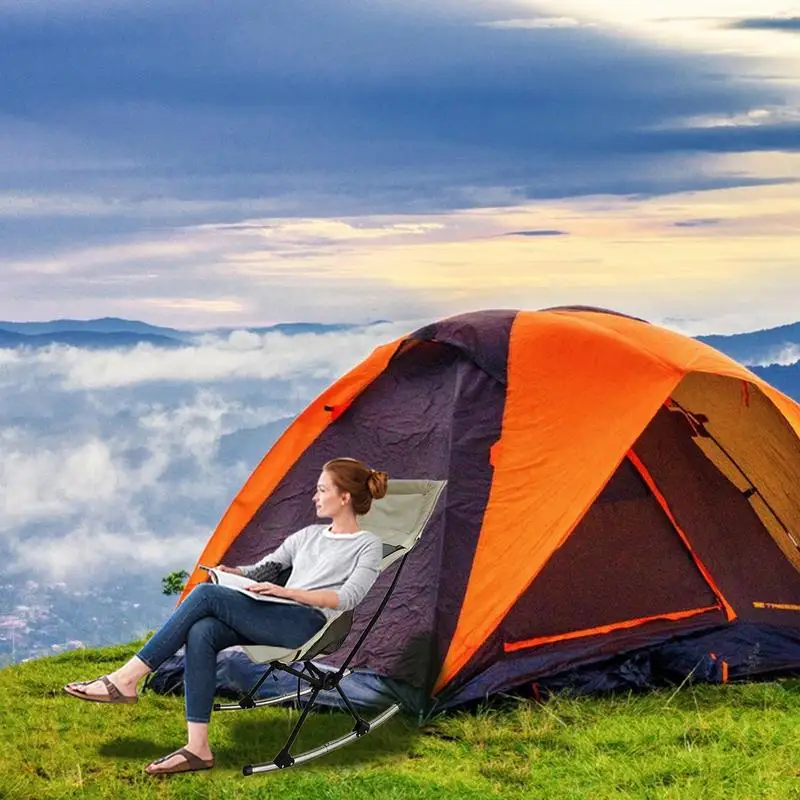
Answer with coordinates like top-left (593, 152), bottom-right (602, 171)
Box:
top-left (64, 458), bottom-right (387, 776)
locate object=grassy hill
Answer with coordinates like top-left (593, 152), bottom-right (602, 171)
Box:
top-left (1, 641), bottom-right (799, 799)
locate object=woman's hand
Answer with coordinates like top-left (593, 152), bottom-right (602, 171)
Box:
top-left (217, 565), bottom-right (244, 576)
top-left (246, 582), bottom-right (292, 598)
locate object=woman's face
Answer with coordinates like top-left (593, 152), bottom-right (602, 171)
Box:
top-left (313, 470), bottom-right (348, 518)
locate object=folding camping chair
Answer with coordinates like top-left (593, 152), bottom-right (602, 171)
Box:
top-left (213, 478), bottom-right (447, 775)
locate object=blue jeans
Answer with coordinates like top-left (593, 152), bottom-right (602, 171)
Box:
top-left (137, 584), bottom-right (327, 723)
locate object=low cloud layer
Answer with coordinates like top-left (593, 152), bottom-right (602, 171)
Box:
top-left (761, 344), bottom-right (800, 367)
top-left (503, 229), bottom-right (569, 237)
top-left (20, 325), bottom-right (404, 389)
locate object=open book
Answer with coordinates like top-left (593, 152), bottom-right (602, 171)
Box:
top-left (199, 566), bottom-right (302, 605)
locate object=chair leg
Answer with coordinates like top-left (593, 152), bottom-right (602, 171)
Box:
top-left (248, 685), bottom-right (324, 773)
top-left (214, 661), bottom-right (354, 712)
top-left (214, 664), bottom-right (274, 711)
top-left (334, 682), bottom-right (370, 735)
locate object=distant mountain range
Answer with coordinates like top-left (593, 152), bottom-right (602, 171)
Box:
top-left (0, 317), bottom-right (185, 338)
top-left (0, 317), bottom-right (387, 349)
top-left (2, 316), bottom-right (800, 381)
top-left (697, 321), bottom-right (800, 366)
top-left (0, 329), bottom-right (182, 349)
top-left (693, 322), bottom-right (800, 399)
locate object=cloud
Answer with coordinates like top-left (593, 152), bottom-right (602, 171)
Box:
top-left (758, 344), bottom-right (800, 367)
top-left (256, 219), bottom-right (444, 242)
top-left (727, 17), bottom-right (800, 33)
top-left (0, 387), bottom-right (264, 536)
top-left (0, 212), bottom-right (460, 326)
top-left (4, 167), bottom-right (800, 330)
top-left (22, 323), bottom-right (408, 389)
top-left (8, 523), bottom-right (205, 583)
top-left (0, 0), bottom-right (794, 224)
top-left (0, 191), bottom-right (287, 220)
top-left (144, 298), bottom-right (245, 314)
top-left (672, 218), bottom-right (722, 228)
top-left (0, 435), bottom-right (120, 526)
top-left (671, 106), bottom-right (800, 130)
top-left (503, 229), bottom-right (569, 237)
top-left (7, 234), bottom-right (215, 276)
top-left (480, 17), bottom-right (591, 30)
top-left (2, 0), bottom-right (798, 330)
top-left (5, 215), bottom-right (447, 277)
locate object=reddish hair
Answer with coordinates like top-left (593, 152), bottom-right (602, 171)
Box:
top-left (323, 458), bottom-right (388, 515)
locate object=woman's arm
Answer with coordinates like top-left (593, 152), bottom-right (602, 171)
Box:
top-left (334, 539), bottom-right (383, 610)
top-left (216, 565), bottom-right (244, 576)
top-left (245, 533), bottom-right (382, 610)
top-left (246, 582), bottom-right (339, 608)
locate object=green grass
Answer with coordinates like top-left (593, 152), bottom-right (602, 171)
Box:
top-left (1, 641), bottom-right (799, 799)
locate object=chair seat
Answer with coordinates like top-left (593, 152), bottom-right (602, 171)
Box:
top-left (243, 643), bottom-right (299, 662)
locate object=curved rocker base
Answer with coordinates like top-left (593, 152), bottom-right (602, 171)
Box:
top-left (243, 703), bottom-right (401, 775)
top-left (212, 659), bottom-right (399, 775)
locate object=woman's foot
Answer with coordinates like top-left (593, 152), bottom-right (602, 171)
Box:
top-left (63, 672), bottom-right (138, 704)
top-left (145, 746), bottom-right (215, 775)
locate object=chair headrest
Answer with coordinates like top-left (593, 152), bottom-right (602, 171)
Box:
top-left (360, 479), bottom-right (447, 559)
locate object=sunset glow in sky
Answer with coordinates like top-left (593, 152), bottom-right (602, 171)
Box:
top-left (2, 1), bottom-right (799, 333)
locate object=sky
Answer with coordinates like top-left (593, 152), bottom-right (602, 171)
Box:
top-left (2, 0), bottom-right (800, 334)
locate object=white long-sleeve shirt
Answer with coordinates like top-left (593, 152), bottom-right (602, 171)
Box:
top-left (237, 524), bottom-right (382, 621)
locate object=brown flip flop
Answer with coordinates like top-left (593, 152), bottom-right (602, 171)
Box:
top-left (145, 747), bottom-right (215, 775)
top-left (63, 674), bottom-right (137, 704)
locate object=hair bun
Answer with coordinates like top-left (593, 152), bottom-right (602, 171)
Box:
top-left (366, 469), bottom-right (389, 500)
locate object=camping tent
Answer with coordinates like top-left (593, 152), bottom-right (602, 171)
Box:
top-left (181, 307), bottom-right (800, 714)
